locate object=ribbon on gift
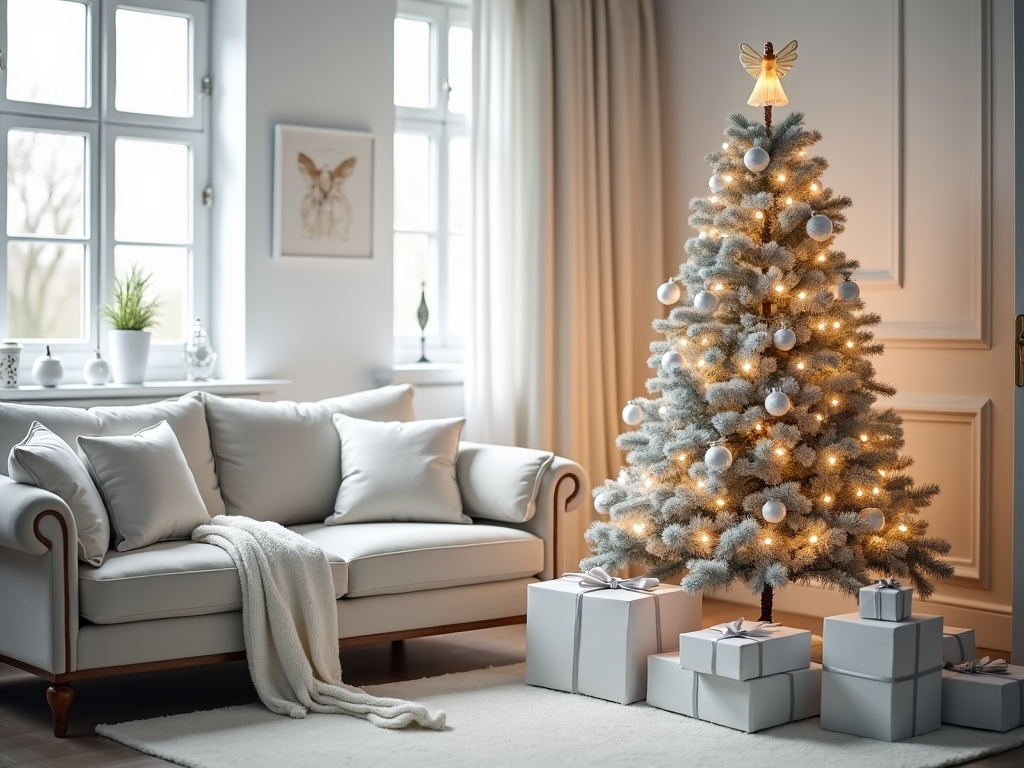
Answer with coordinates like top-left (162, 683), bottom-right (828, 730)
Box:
top-left (945, 657), bottom-right (1024, 728)
top-left (560, 568), bottom-right (662, 694)
top-left (704, 618), bottom-right (779, 678)
top-left (866, 578), bottom-right (908, 621)
top-left (687, 666), bottom-right (801, 724)
top-left (823, 620), bottom-right (939, 737)
top-left (943, 632), bottom-right (971, 664)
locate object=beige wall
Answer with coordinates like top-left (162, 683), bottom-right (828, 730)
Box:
top-left (656, 0), bottom-right (1014, 649)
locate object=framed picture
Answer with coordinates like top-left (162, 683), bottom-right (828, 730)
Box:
top-left (273, 125), bottom-right (374, 258)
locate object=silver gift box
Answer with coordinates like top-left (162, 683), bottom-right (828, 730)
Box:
top-left (820, 612), bottom-right (943, 741)
top-left (942, 626), bottom-right (977, 665)
top-left (677, 621), bottom-right (812, 681)
top-left (941, 665), bottom-right (1024, 732)
top-left (858, 584), bottom-right (913, 621)
top-left (525, 578), bottom-right (702, 704)
top-left (647, 652), bottom-right (821, 732)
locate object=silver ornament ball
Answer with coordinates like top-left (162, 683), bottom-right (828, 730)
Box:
top-left (661, 350), bottom-right (683, 372)
top-left (773, 328), bottom-right (797, 351)
top-left (594, 492), bottom-right (613, 514)
top-left (806, 214), bottom-right (834, 242)
top-left (693, 290), bottom-right (719, 314)
top-left (860, 508), bottom-right (885, 532)
top-left (704, 444), bottom-right (733, 471)
top-left (765, 390), bottom-right (792, 417)
top-left (657, 280), bottom-right (681, 305)
top-left (622, 402), bottom-right (644, 426)
top-left (837, 279), bottom-right (861, 302)
top-left (743, 146), bottom-right (771, 173)
top-left (761, 500), bottom-right (787, 523)
top-left (709, 173), bottom-right (726, 194)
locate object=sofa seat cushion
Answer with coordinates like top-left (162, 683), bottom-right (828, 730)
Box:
top-left (79, 539), bottom-right (349, 624)
top-left (291, 522), bottom-right (544, 598)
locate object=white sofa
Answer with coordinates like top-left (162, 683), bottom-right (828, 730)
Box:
top-left (0, 385), bottom-right (585, 736)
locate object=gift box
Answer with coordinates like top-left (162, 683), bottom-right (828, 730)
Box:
top-left (525, 573), bottom-right (702, 704)
top-left (820, 612), bottom-right (943, 741)
top-left (677, 619), bottom-right (812, 681)
top-left (941, 659), bottom-right (1024, 732)
top-left (942, 626), bottom-right (977, 665)
top-left (858, 579), bottom-right (913, 621)
top-left (647, 652), bottom-right (821, 733)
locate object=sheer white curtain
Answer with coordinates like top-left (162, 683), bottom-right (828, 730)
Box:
top-left (468, 0), bottom-right (663, 571)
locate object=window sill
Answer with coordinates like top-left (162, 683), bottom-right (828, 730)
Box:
top-left (373, 363), bottom-right (464, 387)
top-left (0, 378), bottom-right (290, 406)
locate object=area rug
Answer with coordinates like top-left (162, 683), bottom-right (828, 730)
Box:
top-left (97, 663), bottom-right (1024, 768)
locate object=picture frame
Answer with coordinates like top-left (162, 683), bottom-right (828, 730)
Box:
top-left (273, 125), bottom-right (374, 258)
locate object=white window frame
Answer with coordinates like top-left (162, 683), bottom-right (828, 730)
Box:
top-left (0, 0), bottom-right (209, 380)
top-left (394, 0), bottom-right (469, 363)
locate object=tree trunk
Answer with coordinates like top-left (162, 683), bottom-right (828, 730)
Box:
top-left (759, 584), bottom-right (774, 622)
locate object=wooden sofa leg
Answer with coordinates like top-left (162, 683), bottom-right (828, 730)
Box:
top-left (46, 683), bottom-right (74, 737)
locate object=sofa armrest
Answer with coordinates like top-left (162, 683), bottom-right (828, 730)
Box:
top-left (0, 475), bottom-right (80, 674)
top-left (520, 456), bottom-right (587, 581)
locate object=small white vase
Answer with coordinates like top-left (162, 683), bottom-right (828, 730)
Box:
top-left (0, 341), bottom-right (23, 388)
top-left (109, 330), bottom-right (151, 384)
top-left (83, 349), bottom-right (111, 385)
top-left (32, 345), bottom-right (64, 387)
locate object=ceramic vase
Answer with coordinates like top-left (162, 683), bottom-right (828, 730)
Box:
top-left (109, 330), bottom-right (151, 384)
top-left (0, 341), bottom-right (22, 388)
top-left (83, 350), bottom-right (111, 385)
top-left (32, 346), bottom-right (64, 387)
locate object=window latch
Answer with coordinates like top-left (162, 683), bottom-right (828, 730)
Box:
top-left (202, 187), bottom-right (213, 207)
top-left (201, 77), bottom-right (212, 97)
top-left (441, 77), bottom-right (452, 94)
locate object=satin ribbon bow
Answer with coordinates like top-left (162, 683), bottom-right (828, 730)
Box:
top-left (709, 617), bottom-right (779, 638)
top-left (875, 578), bottom-right (901, 590)
top-left (562, 567), bottom-right (660, 591)
top-left (947, 656), bottom-right (1009, 675)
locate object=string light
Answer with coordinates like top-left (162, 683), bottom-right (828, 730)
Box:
top-left (710, 195), bottom-right (719, 203)
top-left (797, 362), bottom-right (805, 370)
top-left (878, 470), bottom-right (886, 477)
top-left (659, 406), bottom-right (668, 416)
top-left (697, 360), bottom-right (705, 367)
top-left (699, 232), bottom-right (707, 239)
top-left (828, 457), bottom-right (837, 465)
top-left (833, 321), bottom-right (841, 329)
top-left (677, 453), bottom-right (687, 463)
top-left (873, 487), bottom-right (880, 495)
top-left (702, 338), bottom-right (709, 345)
top-left (798, 291), bottom-right (806, 299)
top-left (697, 480), bottom-right (705, 488)
top-left (898, 524), bottom-right (907, 533)
top-left (644, 478), bottom-right (654, 488)
top-left (799, 150), bottom-right (806, 156)
top-left (722, 143), bottom-right (729, 150)
top-left (742, 363), bottom-right (752, 371)
top-left (809, 535), bottom-right (819, 544)
top-left (633, 523), bottom-right (645, 533)
top-left (775, 285), bottom-right (784, 293)
top-left (831, 398), bottom-right (840, 406)
top-left (755, 211), bottom-right (764, 220)
top-left (679, 339), bottom-right (688, 347)
top-left (701, 534), bottom-right (710, 543)
top-left (815, 414), bottom-right (823, 421)
top-left (786, 197), bottom-right (793, 205)
top-left (860, 434), bottom-right (868, 442)
top-left (856, 490), bottom-right (864, 497)
top-left (724, 175), bottom-right (733, 182)
top-left (715, 283), bottom-right (723, 290)
top-left (775, 448), bottom-right (784, 456)
top-left (777, 174), bottom-right (786, 182)
top-left (823, 495), bottom-right (832, 503)
top-left (810, 181), bottom-right (820, 192)
top-left (846, 341), bottom-right (854, 348)
top-left (817, 322), bottom-right (826, 330)
top-left (818, 254), bottom-right (826, 262)
top-left (755, 423), bottom-right (763, 431)
top-left (716, 498), bottom-right (725, 507)
top-left (764, 538), bottom-right (772, 545)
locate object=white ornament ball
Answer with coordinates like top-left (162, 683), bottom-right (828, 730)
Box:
top-left (773, 328), bottom-right (797, 351)
top-left (594, 492), bottom-right (613, 514)
top-left (661, 351), bottom-right (683, 372)
top-left (657, 281), bottom-right (681, 305)
top-left (744, 146), bottom-right (771, 173)
top-left (860, 508), bottom-right (885, 532)
top-left (806, 214), bottom-right (834, 241)
top-left (82, 350), bottom-right (111, 386)
top-left (837, 279), bottom-right (861, 302)
top-left (762, 500), bottom-right (787, 524)
top-left (693, 290), bottom-right (719, 314)
top-left (709, 173), bottom-right (726, 194)
top-left (765, 390), bottom-right (792, 417)
top-left (705, 444), bottom-right (733, 471)
top-left (622, 402), bottom-right (645, 426)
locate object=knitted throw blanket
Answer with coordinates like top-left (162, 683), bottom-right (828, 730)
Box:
top-left (192, 515), bottom-right (446, 729)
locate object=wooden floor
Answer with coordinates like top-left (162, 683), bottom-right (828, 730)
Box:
top-left (0, 599), bottom-right (1020, 767)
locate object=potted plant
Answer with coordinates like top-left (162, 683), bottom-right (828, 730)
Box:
top-left (99, 265), bottom-right (163, 384)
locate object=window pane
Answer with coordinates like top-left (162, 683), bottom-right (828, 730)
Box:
top-left (115, 138), bottom-right (190, 244)
top-left (447, 26), bottom-right (472, 115)
top-left (394, 133), bottom-right (432, 231)
top-left (114, 245), bottom-right (188, 341)
top-left (393, 232), bottom-right (437, 337)
top-left (394, 18), bottom-right (431, 108)
top-left (7, 241), bottom-right (84, 339)
top-left (6, 0), bottom-right (88, 108)
top-left (447, 233), bottom-right (467, 337)
top-left (115, 9), bottom-right (191, 118)
top-left (448, 136), bottom-right (469, 233)
top-left (7, 130), bottom-right (86, 238)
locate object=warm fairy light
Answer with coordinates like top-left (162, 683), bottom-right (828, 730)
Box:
top-left (777, 174), bottom-right (786, 182)
top-left (856, 490), bottom-right (864, 497)
top-left (717, 498), bottom-right (725, 507)
top-left (677, 454), bottom-right (687, 463)
top-left (701, 534), bottom-right (710, 543)
top-left (659, 406), bottom-right (668, 416)
top-left (764, 538), bottom-right (772, 545)
top-left (743, 363), bottom-right (752, 371)
top-left (823, 495), bottom-right (832, 503)
top-left (898, 524), bottom-right (908, 533)
top-left (846, 341), bottom-right (854, 348)
top-left (878, 470), bottom-right (886, 477)
top-left (697, 480), bottom-right (705, 488)
top-left (831, 398), bottom-right (840, 406)
top-left (810, 182), bottom-right (820, 192)
top-left (815, 414), bottom-right (824, 421)
top-left (714, 283), bottom-right (724, 290)
top-left (799, 150), bottom-right (806, 156)
top-left (697, 360), bottom-right (706, 367)
top-left (699, 232), bottom-right (707, 239)
top-left (724, 175), bottom-right (733, 182)
top-left (786, 197), bottom-right (793, 205)
top-left (775, 285), bottom-right (784, 293)
top-left (722, 143), bottom-right (729, 149)
top-left (775, 448), bottom-right (784, 456)
top-left (818, 254), bottom-right (826, 262)
top-left (860, 434), bottom-right (868, 442)
top-left (644, 478), bottom-right (654, 488)
top-left (833, 321), bottom-right (841, 329)
top-left (809, 535), bottom-right (819, 544)
top-left (818, 322), bottom-right (826, 330)
top-left (828, 457), bottom-right (837, 465)
top-left (873, 487), bottom-right (880, 495)
top-left (702, 338), bottom-right (709, 345)
top-left (755, 423), bottom-right (763, 431)
top-left (633, 523), bottom-right (645, 533)
top-left (755, 211), bottom-right (764, 220)
top-left (798, 291), bottom-right (806, 299)
top-left (797, 362), bottom-right (805, 370)
top-left (679, 339), bottom-right (688, 346)
top-left (710, 195), bottom-right (719, 203)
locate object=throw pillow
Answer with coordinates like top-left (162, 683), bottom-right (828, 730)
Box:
top-left (204, 384), bottom-right (417, 526)
top-left (456, 442), bottom-right (555, 523)
top-left (78, 420), bottom-right (211, 552)
top-left (8, 422), bottom-right (111, 566)
top-left (327, 414), bottom-right (469, 525)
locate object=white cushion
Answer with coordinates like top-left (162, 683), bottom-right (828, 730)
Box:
top-left (456, 442), bottom-right (555, 523)
top-left (0, 393), bottom-right (225, 518)
top-left (328, 414), bottom-right (468, 525)
top-left (292, 522), bottom-right (544, 598)
top-left (8, 422), bottom-right (110, 566)
top-left (79, 539), bottom-right (348, 624)
top-left (78, 421), bottom-right (211, 552)
top-left (204, 385), bottom-right (416, 526)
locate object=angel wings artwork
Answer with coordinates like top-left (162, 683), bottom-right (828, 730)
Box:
top-left (297, 153), bottom-right (357, 240)
top-left (739, 39), bottom-right (798, 107)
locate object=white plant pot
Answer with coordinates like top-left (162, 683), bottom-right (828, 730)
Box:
top-left (108, 330), bottom-right (152, 384)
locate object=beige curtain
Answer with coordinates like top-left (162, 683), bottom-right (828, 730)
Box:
top-left (468, 0), bottom-right (664, 572)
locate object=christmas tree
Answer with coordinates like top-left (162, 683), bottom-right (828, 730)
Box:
top-left (583, 41), bottom-right (952, 621)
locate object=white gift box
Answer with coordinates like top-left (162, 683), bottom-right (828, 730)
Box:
top-left (677, 620), bottom-right (811, 681)
top-left (858, 582), bottom-right (913, 621)
top-left (942, 626), bottom-right (977, 665)
top-left (941, 662), bottom-right (1024, 732)
top-left (525, 577), bottom-right (702, 704)
top-left (820, 612), bottom-right (943, 741)
top-left (647, 652), bottom-right (821, 732)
